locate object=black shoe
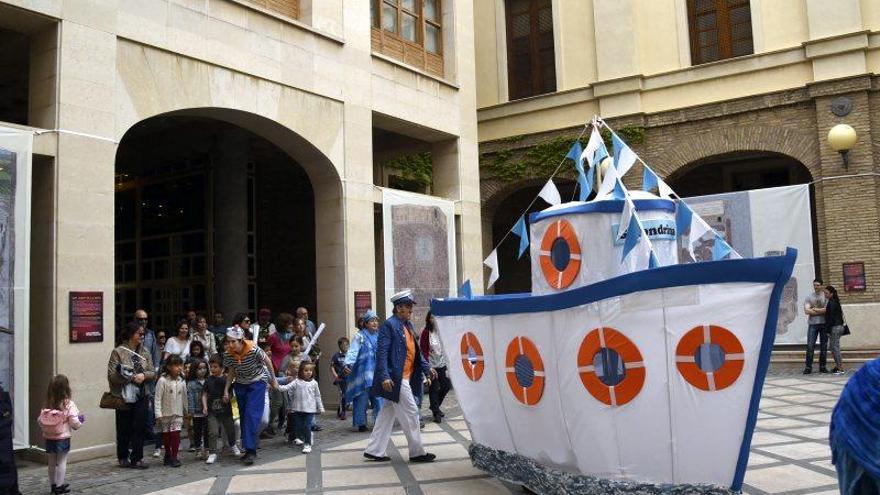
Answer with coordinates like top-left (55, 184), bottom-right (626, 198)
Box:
top-left (432, 413), bottom-right (442, 423)
top-left (803, 368), bottom-right (811, 375)
top-left (358, 425), bottom-right (368, 432)
top-left (117, 459), bottom-right (131, 468)
top-left (129, 461), bottom-right (149, 470)
top-left (410, 453), bottom-right (436, 463)
top-left (52, 485), bottom-right (70, 494)
top-left (820, 368), bottom-right (830, 374)
top-left (363, 452), bottom-right (390, 462)
top-left (163, 456), bottom-right (171, 466)
top-left (439, 411), bottom-right (445, 418)
top-left (170, 458), bottom-right (182, 468)
top-left (242, 453), bottom-right (255, 465)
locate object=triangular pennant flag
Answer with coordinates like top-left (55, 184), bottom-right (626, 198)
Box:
top-left (593, 140), bottom-right (609, 167)
top-left (512, 216), bottom-right (529, 259)
top-left (643, 166), bottom-right (659, 192)
top-left (612, 133), bottom-right (638, 175)
top-left (620, 214), bottom-right (642, 261)
top-left (538, 179), bottom-right (562, 206)
top-left (648, 251), bottom-right (660, 269)
top-left (688, 215), bottom-right (713, 260)
top-left (459, 279), bottom-right (473, 299)
top-left (611, 177), bottom-right (627, 200)
top-left (658, 177), bottom-right (674, 198)
top-left (582, 128), bottom-right (604, 167)
top-left (712, 234), bottom-right (733, 261)
top-left (566, 140), bottom-right (584, 172)
top-left (578, 166), bottom-right (594, 201)
top-left (617, 199), bottom-right (634, 242)
top-left (675, 201), bottom-right (693, 237)
top-left (484, 249), bottom-right (500, 289)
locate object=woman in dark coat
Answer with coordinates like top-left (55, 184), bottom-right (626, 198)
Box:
top-left (824, 285), bottom-right (846, 374)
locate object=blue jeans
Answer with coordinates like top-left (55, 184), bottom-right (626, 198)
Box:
top-left (833, 437), bottom-right (880, 494)
top-left (351, 393), bottom-right (383, 428)
top-left (293, 412), bottom-right (315, 445)
top-left (233, 380), bottom-right (267, 455)
top-left (805, 323), bottom-right (828, 371)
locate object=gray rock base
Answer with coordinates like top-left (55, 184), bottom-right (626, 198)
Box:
top-left (469, 443), bottom-right (738, 495)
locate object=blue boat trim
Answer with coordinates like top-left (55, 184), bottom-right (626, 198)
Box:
top-left (430, 248), bottom-right (798, 491)
top-left (529, 199), bottom-right (676, 223)
top-left (731, 249), bottom-right (795, 491)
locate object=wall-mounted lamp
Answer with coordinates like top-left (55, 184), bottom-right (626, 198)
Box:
top-left (827, 124), bottom-right (857, 167)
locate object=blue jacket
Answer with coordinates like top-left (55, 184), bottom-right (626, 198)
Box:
top-left (371, 315), bottom-right (431, 402)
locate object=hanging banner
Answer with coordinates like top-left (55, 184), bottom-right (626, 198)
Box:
top-left (682, 184), bottom-right (815, 345)
top-left (0, 126), bottom-right (32, 450)
top-left (382, 188), bottom-right (457, 325)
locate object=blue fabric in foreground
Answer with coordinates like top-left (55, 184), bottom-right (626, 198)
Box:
top-left (830, 357), bottom-right (880, 481)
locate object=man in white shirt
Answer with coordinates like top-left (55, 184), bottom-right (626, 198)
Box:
top-left (804, 278), bottom-right (828, 374)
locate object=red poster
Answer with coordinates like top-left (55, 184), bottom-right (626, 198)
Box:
top-left (354, 291), bottom-right (372, 322)
top-left (70, 291), bottom-right (104, 343)
top-left (843, 262), bottom-right (866, 292)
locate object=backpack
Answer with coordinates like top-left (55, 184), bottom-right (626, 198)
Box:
top-left (37, 408), bottom-right (67, 438)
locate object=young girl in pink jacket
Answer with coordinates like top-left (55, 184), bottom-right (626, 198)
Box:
top-left (37, 375), bottom-right (84, 494)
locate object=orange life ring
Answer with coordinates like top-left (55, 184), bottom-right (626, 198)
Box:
top-left (676, 325), bottom-right (745, 391)
top-left (539, 219), bottom-right (582, 290)
top-left (577, 327), bottom-right (645, 407)
top-left (505, 336), bottom-right (545, 405)
top-left (460, 332), bottom-right (485, 382)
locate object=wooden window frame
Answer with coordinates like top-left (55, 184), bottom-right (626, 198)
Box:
top-left (505, 0), bottom-right (557, 101)
top-left (687, 0), bottom-right (753, 65)
top-left (371, 0), bottom-right (445, 77)
top-left (241, 0), bottom-right (299, 20)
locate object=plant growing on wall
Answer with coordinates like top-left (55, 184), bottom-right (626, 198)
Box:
top-left (480, 125), bottom-right (646, 183)
top-left (384, 151), bottom-right (433, 190)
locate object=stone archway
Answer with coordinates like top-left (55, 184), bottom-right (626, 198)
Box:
top-left (114, 108), bottom-right (343, 344)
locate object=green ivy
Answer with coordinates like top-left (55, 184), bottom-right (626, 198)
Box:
top-left (481, 125), bottom-right (646, 183)
top-left (384, 151), bottom-right (433, 189)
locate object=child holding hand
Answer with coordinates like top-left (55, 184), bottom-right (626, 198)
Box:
top-left (277, 362), bottom-right (324, 453)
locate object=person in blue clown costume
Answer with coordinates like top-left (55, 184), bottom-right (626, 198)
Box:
top-left (343, 310), bottom-right (384, 432)
top-left (363, 290), bottom-right (437, 463)
top-left (830, 357), bottom-right (880, 493)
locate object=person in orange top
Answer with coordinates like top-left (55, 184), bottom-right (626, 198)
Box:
top-left (364, 290), bottom-right (438, 463)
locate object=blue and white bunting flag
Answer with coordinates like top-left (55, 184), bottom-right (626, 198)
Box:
top-left (512, 216), bottom-right (529, 259)
top-left (566, 140), bottom-right (584, 170)
top-left (643, 166), bottom-right (659, 192)
top-left (484, 249), bottom-right (499, 289)
top-left (459, 279), bottom-right (473, 299)
top-left (538, 178), bottom-right (562, 206)
top-left (675, 200), bottom-right (693, 237)
top-left (611, 177), bottom-right (627, 200)
top-left (648, 251), bottom-right (660, 269)
top-left (620, 213), bottom-right (642, 261)
top-left (712, 234), bottom-right (733, 261)
top-left (578, 167), bottom-right (594, 201)
top-left (612, 133), bottom-right (638, 175)
top-left (617, 198), bottom-right (634, 242)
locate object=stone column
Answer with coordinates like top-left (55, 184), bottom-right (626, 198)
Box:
top-left (213, 131), bottom-right (250, 320)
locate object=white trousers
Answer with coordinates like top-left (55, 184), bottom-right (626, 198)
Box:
top-left (365, 379), bottom-right (425, 458)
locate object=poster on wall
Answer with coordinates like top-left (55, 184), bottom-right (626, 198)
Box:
top-left (70, 291), bottom-right (104, 343)
top-left (0, 127), bottom-right (32, 450)
top-left (353, 291), bottom-right (372, 323)
top-left (682, 184), bottom-right (815, 345)
top-left (382, 188), bottom-right (457, 325)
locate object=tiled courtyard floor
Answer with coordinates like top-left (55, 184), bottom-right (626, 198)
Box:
top-left (17, 371), bottom-right (850, 494)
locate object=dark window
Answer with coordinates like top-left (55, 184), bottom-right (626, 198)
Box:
top-left (687, 0), bottom-right (753, 65)
top-left (243, 0), bottom-right (299, 19)
top-left (506, 0), bottom-right (556, 100)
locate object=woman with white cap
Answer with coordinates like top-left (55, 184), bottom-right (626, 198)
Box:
top-left (343, 310), bottom-right (384, 432)
top-left (222, 327), bottom-right (278, 465)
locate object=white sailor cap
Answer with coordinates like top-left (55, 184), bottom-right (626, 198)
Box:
top-left (390, 289), bottom-right (416, 306)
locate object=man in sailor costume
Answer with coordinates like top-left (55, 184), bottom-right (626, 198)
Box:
top-left (363, 290), bottom-right (438, 463)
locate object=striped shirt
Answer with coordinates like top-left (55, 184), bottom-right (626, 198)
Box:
top-left (224, 346), bottom-right (269, 385)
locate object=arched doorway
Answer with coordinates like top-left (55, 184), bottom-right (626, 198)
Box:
top-left (114, 111), bottom-right (329, 334)
top-left (489, 180), bottom-right (576, 294)
top-left (667, 151), bottom-right (812, 196)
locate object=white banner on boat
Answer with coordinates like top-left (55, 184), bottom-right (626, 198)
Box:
top-left (682, 184), bottom-right (815, 345)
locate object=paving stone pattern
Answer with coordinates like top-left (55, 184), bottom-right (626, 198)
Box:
top-left (17, 371), bottom-right (848, 494)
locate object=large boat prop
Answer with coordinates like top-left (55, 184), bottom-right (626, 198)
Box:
top-left (430, 123), bottom-right (796, 491)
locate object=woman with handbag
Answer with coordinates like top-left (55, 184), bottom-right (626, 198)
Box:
top-left (824, 285), bottom-right (847, 375)
top-left (106, 322), bottom-right (156, 469)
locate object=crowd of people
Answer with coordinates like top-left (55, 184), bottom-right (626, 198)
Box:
top-left (26, 295), bottom-right (452, 493)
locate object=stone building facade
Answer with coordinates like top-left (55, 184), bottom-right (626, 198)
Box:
top-left (0, 0), bottom-right (483, 457)
top-left (475, 1), bottom-right (880, 351)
